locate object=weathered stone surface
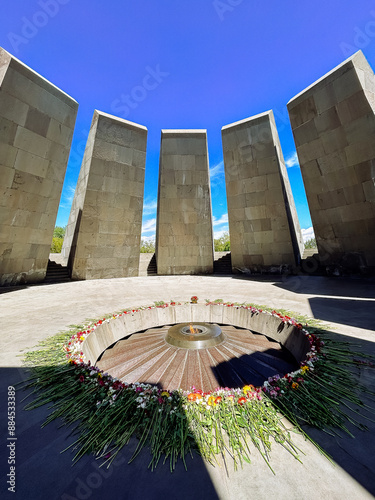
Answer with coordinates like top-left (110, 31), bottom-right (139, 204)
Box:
top-left (288, 50), bottom-right (375, 268)
top-left (0, 47), bottom-right (78, 285)
top-left (62, 111), bottom-right (147, 279)
top-left (156, 130), bottom-right (214, 274)
top-left (222, 111), bottom-right (304, 272)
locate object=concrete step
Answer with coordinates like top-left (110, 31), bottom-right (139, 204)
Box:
top-left (147, 253), bottom-right (157, 275)
top-left (44, 260), bottom-right (71, 283)
top-left (302, 248), bottom-right (318, 259)
top-left (213, 252), bottom-right (232, 274)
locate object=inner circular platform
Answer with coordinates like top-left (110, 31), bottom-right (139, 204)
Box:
top-left (96, 324), bottom-right (299, 391)
top-left (165, 322), bottom-right (225, 349)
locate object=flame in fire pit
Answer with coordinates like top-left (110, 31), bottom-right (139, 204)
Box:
top-left (189, 324), bottom-right (199, 334)
top-left (166, 322), bottom-right (225, 349)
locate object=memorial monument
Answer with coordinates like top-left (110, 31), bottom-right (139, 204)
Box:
top-left (0, 47), bottom-right (78, 285)
top-left (62, 111), bottom-right (147, 279)
top-left (156, 130), bottom-right (214, 274)
top-left (288, 50), bottom-right (375, 270)
top-left (222, 111), bottom-right (304, 272)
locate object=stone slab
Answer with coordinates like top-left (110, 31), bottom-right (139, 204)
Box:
top-left (156, 130), bottom-right (214, 274)
top-left (222, 111), bottom-right (304, 272)
top-left (61, 111), bottom-right (147, 280)
top-left (0, 47), bottom-right (78, 285)
top-left (288, 50), bottom-right (375, 268)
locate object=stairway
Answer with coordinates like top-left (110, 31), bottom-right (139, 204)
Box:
top-left (213, 252), bottom-right (232, 274)
top-left (147, 253), bottom-right (157, 275)
top-left (44, 260), bottom-right (71, 283)
top-left (302, 248), bottom-right (317, 259)
top-left (96, 324), bottom-right (298, 391)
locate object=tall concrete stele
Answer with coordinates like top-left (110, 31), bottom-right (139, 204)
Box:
top-left (221, 111), bottom-right (304, 272)
top-left (156, 130), bottom-right (214, 274)
top-left (0, 47), bottom-right (78, 285)
top-left (62, 111), bottom-right (147, 279)
top-left (288, 50), bottom-right (375, 269)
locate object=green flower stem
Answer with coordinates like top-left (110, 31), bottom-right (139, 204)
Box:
top-left (20, 301), bottom-right (375, 472)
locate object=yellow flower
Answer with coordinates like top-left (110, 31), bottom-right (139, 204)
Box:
top-left (301, 366), bottom-right (309, 373)
top-left (292, 382), bottom-right (299, 390)
top-left (161, 391), bottom-right (170, 397)
top-left (98, 373), bottom-right (102, 378)
top-left (243, 385), bottom-right (255, 395)
top-left (207, 396), bottom-right (216, 406)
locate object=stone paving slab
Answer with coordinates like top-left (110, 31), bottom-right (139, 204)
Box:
top-left (1, 275), bottom-right (375, 499)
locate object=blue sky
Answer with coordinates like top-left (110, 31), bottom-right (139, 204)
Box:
top-left (2, 1), bottom-right (375, 241)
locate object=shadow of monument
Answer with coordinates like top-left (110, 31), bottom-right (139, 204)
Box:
top-left (0, 285), bottom-right (31, 295)
top-left (308, 296), bottom-right (375, 330)
top-left (212, 333), bottom-right (375, 496)
top-left (0, 282), bottom-right (55, 295)
top-left (210, 347), bottom-right (299, 388)
top-left (0, 367), bottom-right (220, 500)
top-left (273, 275), bottom-right (375, 299)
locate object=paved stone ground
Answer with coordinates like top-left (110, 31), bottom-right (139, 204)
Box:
top-left (1, 274), bottom-right (375, 499)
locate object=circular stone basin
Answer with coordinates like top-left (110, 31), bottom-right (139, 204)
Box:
top-left (165, 322), bottom-right (225, 349)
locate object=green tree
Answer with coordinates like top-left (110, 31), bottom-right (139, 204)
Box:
top-left (214, 232), bottom-right (230, 252)
top-left (50, 226), bottom-right (66, 253)
top-left (53, 226), bottom-right (66, 239)
top-left (304, 238), bottom-right (317, 249)
top-left (51, 237), bottom-right (63, 253)
top-left (140, 239), bottom-right (155, 253)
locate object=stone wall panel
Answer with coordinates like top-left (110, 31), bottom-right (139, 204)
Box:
top-left (222, 112), bottom-right (304, 272)
top-left (156, 130), bottom-right (214, 274)
top-left (288, 50), bottom-right (375, 268)
top-left (61, 111), bottom-right (147, 280)
top-left (0, 47), bottom-right (78, 285)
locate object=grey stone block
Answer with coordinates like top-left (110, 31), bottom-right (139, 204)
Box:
top-left (0, 47), bottom-right (78, 285)
top-left (222, 111), bottom-right (304, 271)
top-left (156, 130), bottom-right (214, 275)
top-left (62, 111), bottom-right (147, 280)
top-left (288, 50), bottom-right (375, 267)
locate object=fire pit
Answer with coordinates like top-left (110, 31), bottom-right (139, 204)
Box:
top-left (165, 322), bottom-right (225, 349)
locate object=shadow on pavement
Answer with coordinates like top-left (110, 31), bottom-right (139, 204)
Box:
top-left (308, 297), bottom-right (375, 331)
top-left (273, 275), bottom-right (375, 299)
top-left (213, 331), bottom-right (375, 497)
top-left (0, 367), bottom-right (220, 500)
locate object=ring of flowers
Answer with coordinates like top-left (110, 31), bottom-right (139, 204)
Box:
top-left (25, 297), bottom-right (373, 471)
top-left (64, 298), bottom-right (323, 406)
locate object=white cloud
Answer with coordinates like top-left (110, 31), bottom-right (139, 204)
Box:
top-left (142, 218), bottom-right (156, 236)
top-left (59, 184), bottom-right (76, 209)
top-left (209, 160), bottom-right (224, 180)
top-left (142, 198), bottom-right (157, 216)
top-left (212, 213), bottom-right (228, 226)
top-left (285, 152), bottom-right (299, 169)
top-left (214, 228), bottom-right (229, 239)
top-left (141, 235), bottom-right (155, 243)
top-left (301, 226), bottom-right (315, 242)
